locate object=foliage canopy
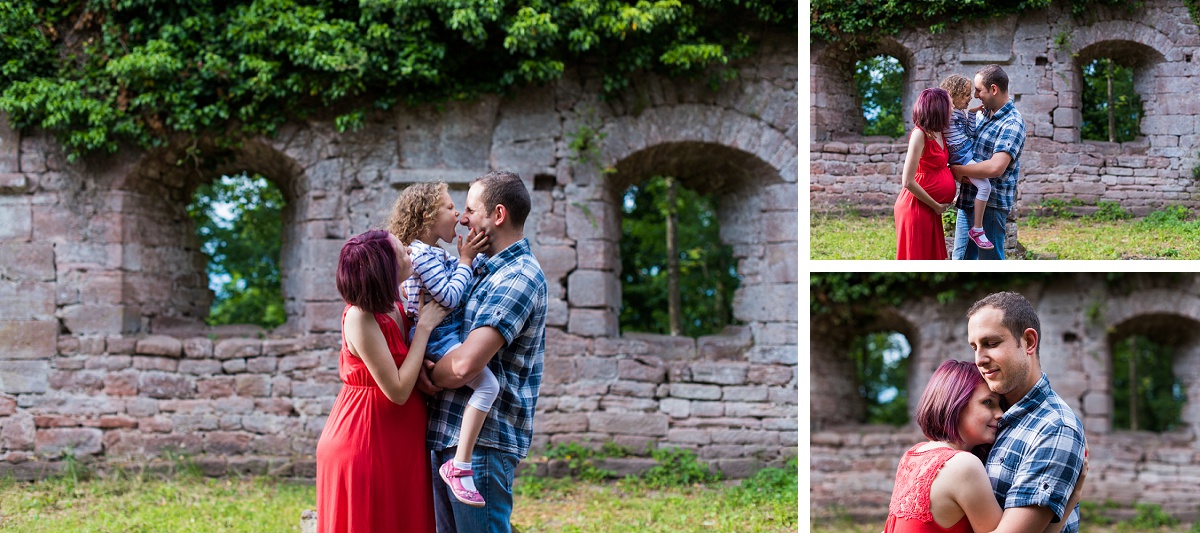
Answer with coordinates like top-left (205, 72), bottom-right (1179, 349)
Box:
top-left (812, 0), bottom-right (1138, 46)
top-left (1111, 335), bottom-right (1186, 432)
top-left (854, 55), bottom-right (905, 138)
top-left (0, 0), bottom-right (794, 162)
top-left (1080, 58), bottom-right (1143, 143)
top-left (620, 175), bottom-right (739, 337)
top-left (187, 173), bottom-right (286, 329)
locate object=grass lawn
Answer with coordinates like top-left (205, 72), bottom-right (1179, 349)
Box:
top-left (810, 206), bottom-right (1200, 260)
top-left (0, 464), bottom-right (797, 532)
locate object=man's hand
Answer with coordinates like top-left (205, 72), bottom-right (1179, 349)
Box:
top-left (416, 359), bottom-right (443, 396)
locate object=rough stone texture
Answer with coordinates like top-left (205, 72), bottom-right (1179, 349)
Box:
top-left (0, 33), bottom-right (796, 480)
top-left (811, 273), bottom-right (1200, 521)
top-left (811, 0), bottom-right (1200, 244)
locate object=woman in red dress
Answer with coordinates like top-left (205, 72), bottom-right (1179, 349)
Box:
top-left (895, 88), bottom-right (958, 260)
top-left (317, 229), bottom-right (447, 533)
top-left (884, 360), bottom-right (1086, 533)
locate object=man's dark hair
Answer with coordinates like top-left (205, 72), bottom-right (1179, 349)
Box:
top-left (967, 291), bottom-right (1040, 354)
top-left (473, 170), bottom-right (531, 228)
top-left (977, 64), bottom-right (1009, 94)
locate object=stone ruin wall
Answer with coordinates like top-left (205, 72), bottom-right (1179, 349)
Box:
top-left (811, 274), bottom-right (1200, 521)
top-left (0, 35), bottom-right (798, 480)
top-left (810, 0), bottom-right (1200, 217)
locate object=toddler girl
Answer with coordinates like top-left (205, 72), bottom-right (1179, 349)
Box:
top-left (940, 74), bottom-right (994, 251)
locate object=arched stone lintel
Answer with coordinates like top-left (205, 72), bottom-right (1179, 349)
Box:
top-left (1071, 23), bottom-right (1176, 65)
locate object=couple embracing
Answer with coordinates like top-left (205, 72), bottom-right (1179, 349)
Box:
top-left (885, 292), bottom-right (1088, 533)
top-left (895, 64), bottom-right (1025, 260)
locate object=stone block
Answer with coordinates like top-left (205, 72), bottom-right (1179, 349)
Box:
top-left (542, 357), bottom-right (578, 384)
top-left (659, 398), bottom-right (690, 418)
top-left (36, 427), bottom-right (103, 456)
top-left (696, 328), bottom-right (753, 360)
top-left (617, 358), bottom-right (666, 382)
top-left (183, 337), bottom-right (214, 358)
top-left (670, 383), bottom-right (722, 400)
top-left (0, 360), bottom-right (50, 393)
top-left (262, 338), bottom-right (305, 357)
top-left (0, 280), bottom-right (55, 320)
top-left (537, 412), bottom-right (590, 433)
top-left (0, 243), bottom-right (54, 281)
top-left (136, 335), bottom-right (183, 357)
top-left (279, 353), bottom-right (320, 372)
top-left (586, 412), bottom-right (668, 436)
top-left (215, 338), bottom-right (262, 360)
top-left (246, 356), bottom-right (278, 373)
top-left (567, 309), bottom-right (617, 337)
top-left (206, 432), bottom-right (253, 455)
top-left (575, 239), bottom-right (619, 271)
top-left (690, 362), bottom-right (749, 385)
top-left (1, 412), bottom-right (35, 449)
top-left (306, 302), bottom-right (346, 333)
top-left (197, 377), bottom-right (235, 398)
top-left (0, 320), bottom-right (57, 359)
top-left (0, 197), bottom-right (32, 242)
top-left (236, 374), bottom-right (272, 397)
top-left (61, 305), bottom-right (140, 334)
top-left (732, 283), bottom-right (798, 323)
top-left (179, 359), bottom-right (223, 375)
top-left (567, 270), bottom-right (619, 308)
top-left (222, 358), bottom-right (247, 374)
top-left (140, 372), bottom-right (195, 399)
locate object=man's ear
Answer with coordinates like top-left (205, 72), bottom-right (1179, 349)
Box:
top-left (1022, 327), bottom-right (1039, 357)
top-left (493, 203), bottom-right (508, 227)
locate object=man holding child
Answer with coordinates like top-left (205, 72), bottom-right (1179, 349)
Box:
top-left (950, 64), bottom-right (1027, 260)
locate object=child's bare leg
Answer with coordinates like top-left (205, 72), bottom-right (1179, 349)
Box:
top-left (454, 405), bottom-right (487, 467)
top-left (973, 197), bottom-right (986, 229)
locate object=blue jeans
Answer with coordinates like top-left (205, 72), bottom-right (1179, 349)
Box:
top-left (431, 446), bottom-right (520, 533)
top-left (953, 205), bottom-right (1007, 260)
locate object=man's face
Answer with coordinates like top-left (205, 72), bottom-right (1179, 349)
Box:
top-left (968, 305), bottom-right (1033, 401)
top-left (459, 184), bottom-right (496, 253)
top-left (973, 74), bottom-right (1000, 112)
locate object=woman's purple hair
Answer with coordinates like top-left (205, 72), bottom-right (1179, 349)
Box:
top-left (336, 229), bottom-right (401, 314)
top-left (915, 359), bottom-right (984, 445)
top-left (913, 87), bottom-right (950, 133)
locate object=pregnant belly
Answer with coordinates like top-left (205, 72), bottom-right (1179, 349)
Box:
top-left (918, 169), bottom-right (956, 204)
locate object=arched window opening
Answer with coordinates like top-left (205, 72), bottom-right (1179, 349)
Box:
top-left (851, 331), bottom-right (911, 425)
top-left (854, 55), bottom-right (906, 138)
top-left (1111, 335), bottom-right (1186, 432)
top-left (187, 172), bottom-right (286, 329)
top-left (1081, 58), bottom-right (1144, 142)
top-left (619, 175), bottom-right (740, 337)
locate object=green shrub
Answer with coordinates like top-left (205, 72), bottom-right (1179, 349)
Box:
top-left (544, 442), bottom-right (617, 482)
top-left (1087, 201), bottom-right (1132, 222)
top-left (1142, 205), bottom-right (1192, 226)
top-left (1127, 503), bottom-right (1178, 529)
top-left (640, 448), bottom-right (721, 488)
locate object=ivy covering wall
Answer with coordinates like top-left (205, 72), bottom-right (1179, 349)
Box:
top-left (0, 0), bottom-right (795, 162)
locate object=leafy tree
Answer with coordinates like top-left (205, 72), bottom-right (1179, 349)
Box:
top-left (620, 176), bottom-right (738, 337)
top-left (854, 55), bottom-right (905, 138)
top-left (0, 0), bottom-right (795, 162)
top-left (1081, 58), bottom-right (1143, 143)
top-left (187, 173), bottom-right (286, 329)
top-left (851, 331), bottom-right (910, 425)
top-left (1111, 336), bottom-right (1186, 432)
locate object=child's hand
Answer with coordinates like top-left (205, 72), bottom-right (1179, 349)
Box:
top-left (417, 290), bottom-right (451, 327)
top-left (457, 228), bottom-right (489, 262)
top-left (968, 104), bottom-right (984, 114)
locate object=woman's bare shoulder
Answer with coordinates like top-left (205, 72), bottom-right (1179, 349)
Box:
top-left (941, 451), bottom-right (987, 480)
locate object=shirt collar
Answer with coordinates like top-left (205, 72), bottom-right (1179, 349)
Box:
top-left (984, 100), bottom-right (1015, 121)
top-left (478, 237), bottom-right (530, 276)
top-left (999, 373), bottom-right (1051, 428)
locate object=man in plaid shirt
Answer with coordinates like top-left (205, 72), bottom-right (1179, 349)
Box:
top-left (967, 292), bottom-right (1086, 533)
top-left (950, 64), bottom-right (1026, 260)
top-left (420, 171), bottom-right (548, 532)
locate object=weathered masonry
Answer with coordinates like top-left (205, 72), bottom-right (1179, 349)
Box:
top-left (811, 0), bottom-right (1200, 217)
top-left (812, 273), bottom-right (1200, 521)
top-left (0, 35), bottom-right (797, 478)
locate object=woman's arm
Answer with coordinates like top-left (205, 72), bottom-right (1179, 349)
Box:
top-left (901, 128), bottom-right (950, 214)
top-left (942, 453), bottom-right (1004, 533)
top-left (345, 300), bottom-right (449, 405)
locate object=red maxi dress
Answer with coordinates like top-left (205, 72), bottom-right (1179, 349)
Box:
top-left (884, 444), bottom-right (974, 533)
top-left (316, 305), bottom-right (435, 533)
top-left (894, 128), bottom-right (957, 259)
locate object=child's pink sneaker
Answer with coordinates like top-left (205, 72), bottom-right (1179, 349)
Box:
top-left (968, 228), bottom-right (995, 250)
top-left (439, 459), bottom-right (486, 507)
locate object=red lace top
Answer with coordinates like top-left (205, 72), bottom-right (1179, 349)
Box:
top-left (884, 443), bottom-right (974, 533)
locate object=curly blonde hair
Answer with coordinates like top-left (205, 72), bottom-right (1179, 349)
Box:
top-left (386, 182), bottom-right (447, 245)
top-left (939, 74), bottom-right (972, 104)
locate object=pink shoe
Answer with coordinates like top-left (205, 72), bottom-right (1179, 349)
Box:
top-left (968, 228), bottom-right (995, 250)
top-left (439, 459), bottom-right (485, 507)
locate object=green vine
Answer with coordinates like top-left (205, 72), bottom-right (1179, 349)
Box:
top-left (812, 0), bottom-right (1142, 47)
top-left (0, 0), bottom-right (795, 163)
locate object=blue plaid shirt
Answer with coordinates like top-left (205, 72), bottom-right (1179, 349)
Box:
top-left (987, 374), bottom-right (1086, 532)
top-left (955, 101), bottom-right (1025, 212)
top-left (427, 238), bottom-right (547, 458)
